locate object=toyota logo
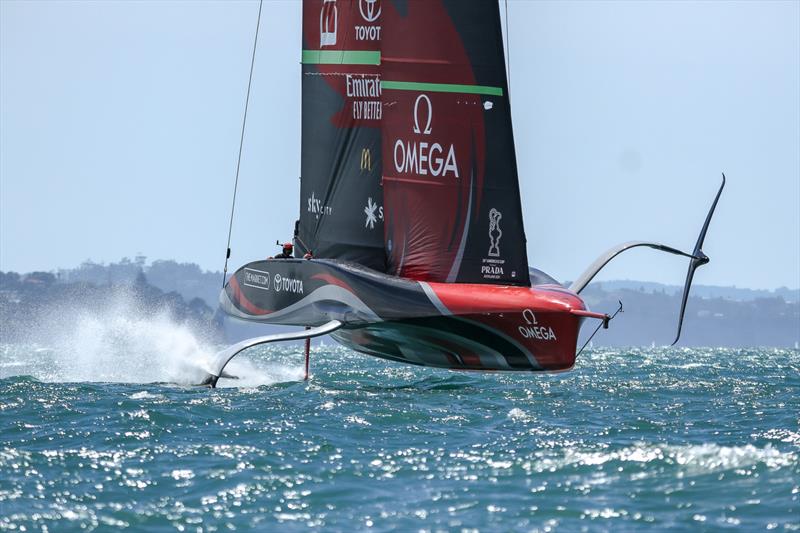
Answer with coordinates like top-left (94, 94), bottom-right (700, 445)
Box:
top-left (359, 0), bottom-right (381, 23)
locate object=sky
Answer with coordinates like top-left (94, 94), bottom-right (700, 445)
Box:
top-left (1, 0), bottom-right (798, 290)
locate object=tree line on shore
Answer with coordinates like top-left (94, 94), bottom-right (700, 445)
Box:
top-left (1, 258), bottom-right (798, 348)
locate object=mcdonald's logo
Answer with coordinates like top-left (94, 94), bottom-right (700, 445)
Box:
top-left (360, 148), bottom-right (372, 172)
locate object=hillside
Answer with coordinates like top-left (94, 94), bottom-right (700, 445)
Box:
top-left (3, 258), bottom-right (798, 348)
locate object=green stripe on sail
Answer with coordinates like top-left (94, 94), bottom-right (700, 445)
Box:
top-left (301, 50), bottom-right (380, 65)
top-left (381, 80), bottom-right (503, 96)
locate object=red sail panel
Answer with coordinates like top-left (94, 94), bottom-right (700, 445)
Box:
top-left (299, 0), bottom-right (386, 271)
top-left (380, 0), bottom-right (530, 286)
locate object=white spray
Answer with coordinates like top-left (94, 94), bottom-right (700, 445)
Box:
top-left (1, 289), bottom-right (303, 387)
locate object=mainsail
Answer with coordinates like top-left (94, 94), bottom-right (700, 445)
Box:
top-left (298, 0), bottom-right (386, 271)
top-left (380, 0), bottom-right (530, 286)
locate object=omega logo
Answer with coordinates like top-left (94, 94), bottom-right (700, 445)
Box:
top-left (413, 94), bottom-right (432, 135)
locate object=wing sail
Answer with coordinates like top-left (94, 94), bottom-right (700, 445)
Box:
top-left (298, 0), bottom-right (386, 271)
top-left (380, 0), bottom-right (530, 286)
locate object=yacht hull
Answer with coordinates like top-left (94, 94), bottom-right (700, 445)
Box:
top-left (221, 259), bottom-right (590, 372)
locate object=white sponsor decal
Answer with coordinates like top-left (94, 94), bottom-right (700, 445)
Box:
top-left (346, 75), bottom-right (381, 98)
top-left (359, 0), bottom-right (381, 22)
top-left (481, 208), bottom-right (507, 279)
top-left (364, 196), bottom-right (383, 229)
top-left (353, 100), bottom-right (383, 120)
top-left (243, 268), bottom-right (303, 295)
top-left (273, 274), bottom-right (304, 295)
top-left (355, 0), bottom-right (381, 41)
top-left (488, 208), bottom-right (502, 257)
top-left (320, 0), bottom-right (338, 47)
top-left (347, 75), bottom-right (382, 121)
top-left (413, 94), bottom-right (432, 135)
top-left (481, 259), bottom-right (504, 278)
top-left (352, 101), bottom-right (382, 120)
top-left (307, 191), bottom-right (333, 219)
top-left (355, 25), bottom-right (381, 41)
top-left (393, 94), bottom-right (460, 178)
top-left (518, 309), bottom-right (557, 341)
top-left (243, 268), bottom-right (270, 291)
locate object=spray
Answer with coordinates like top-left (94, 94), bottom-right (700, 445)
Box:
top-left (2, 288), bottom-right (302, 387)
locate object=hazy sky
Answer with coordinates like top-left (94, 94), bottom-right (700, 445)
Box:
top-left (1, 0), bottom-right (798, 289)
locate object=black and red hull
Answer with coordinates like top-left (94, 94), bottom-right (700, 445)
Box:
top-left (220, 259), bottom-right (597, 372)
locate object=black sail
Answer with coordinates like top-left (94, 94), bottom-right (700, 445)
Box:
top-left (380, 0), bottom-right (530, 286)
top-left (298, 0), bottom-right (386, 271)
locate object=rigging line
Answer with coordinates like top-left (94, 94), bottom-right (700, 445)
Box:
top-left (222, 0), bottom-right (264, 288)
top-left (504, 0), bottom-right (511, 99)
top-left (576, 301), bottom-right (624, 358)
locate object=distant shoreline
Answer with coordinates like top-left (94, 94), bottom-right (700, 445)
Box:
top-left (2, 258), bottom-right (798, 348)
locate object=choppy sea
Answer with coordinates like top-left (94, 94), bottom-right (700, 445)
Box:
top-left (0, 309), bottom-right (798, 531)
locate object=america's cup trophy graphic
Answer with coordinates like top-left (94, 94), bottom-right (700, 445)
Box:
top-left (320, 0), bottom-right (338, 47)
top-left (488, 208), bottom-right (502, 257)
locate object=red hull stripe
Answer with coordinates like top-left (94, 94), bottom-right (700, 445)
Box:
top-left (311, 273), bottom-right (355, 294)
top-left (419, 282), bottom-right (452, 316)
top-left (230, 277), bottom-right (271, 316)
top-left (426, 282), bottom-right (585, 316)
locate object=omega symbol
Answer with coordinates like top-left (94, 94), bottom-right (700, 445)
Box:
top-left (412, 94), bottom-right (432, 135)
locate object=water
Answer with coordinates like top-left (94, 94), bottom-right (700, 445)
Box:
top-left (0, 311), bottom-right (798, 531)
